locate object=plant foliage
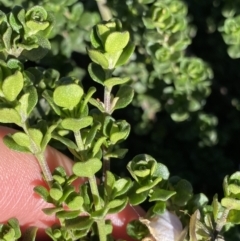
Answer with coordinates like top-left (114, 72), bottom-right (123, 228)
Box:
top-left (0, 0), bottom-right (240, 240)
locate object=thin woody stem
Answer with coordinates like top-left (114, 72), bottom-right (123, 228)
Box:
top-left (96, 0), bottom-right (112, 21)
top-left (22, 123), bottom-right (53, 185)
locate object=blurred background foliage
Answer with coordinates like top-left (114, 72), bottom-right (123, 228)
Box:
top-left (2, 0), bottom-right (240, 236)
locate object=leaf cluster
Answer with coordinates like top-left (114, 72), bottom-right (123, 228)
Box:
top-left (0, 5), bottom-right (53, 60)
top-left (1, 1), bottom-right (240, 241)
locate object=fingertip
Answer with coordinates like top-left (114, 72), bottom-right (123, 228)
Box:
top-left (0, 126), bottom-right (83, 234)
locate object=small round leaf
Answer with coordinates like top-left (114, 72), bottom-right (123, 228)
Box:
top-left (73, 158), bottom-right (102, 177)
top-left (53, 84), bottom-right (83, 109)
top-left (87, 49), bottom-right (109, 69)
top-left (67, 195), bottom-right (84, 210)
top-left (61, 116), bottom-right (93, 132)
top-left (222, 197), bottom-right (240, 210)
top-left (105, 31), bottom-right (129, 53)
top-left (2, 71), bottom-right (24, 101)
top-left (0, 108), bottom-right (21, 125)
top-left (50, 184), bottom-right (63, 201)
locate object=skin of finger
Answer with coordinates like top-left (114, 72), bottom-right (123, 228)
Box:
top-left (0, 126), bottom-right (79, 239)
top-left (0, 126), bottom-right (145, 240)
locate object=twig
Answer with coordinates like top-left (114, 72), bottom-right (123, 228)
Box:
top-left (96, 0), bottom-right (112, 21)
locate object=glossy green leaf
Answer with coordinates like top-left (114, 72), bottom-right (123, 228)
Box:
top-left (127, 154), bottom-right (158, 182)
top-left (50, 183), bottom-right (63, 201)
top-left (34, 186), bottom-right (49, 202)
top-left (228, 45), bottom-right (240, 59)
top-left (0, 108), bottom-right (21, 124)
top-left (21, 226), bottom-right (38, 241)
top-left (90, 27), bottom-right (102, 48)
top-left (66, 194), bottom-right (84, 210)
top-left (129, 187), bottom-right (148, 205)
top-left (222, 197), bottom-right (240, 210)
top-left (149, 189), bottom-right (176, 201)
top-left (112, 85), bottom-right (134, 112)
top-left (9, 11), bottom-right (22, 33)
top-left (52, 134), bottom-right (78, 149)
top-left (88, 98), bottom-right (105, 112)
top-left (67, 174), bottom-right (78, 185)
top-left (113, 178), bottom-right (132, 198)
top-left (104, 51), bottom-right (122, 69)
top-left (91, 207), bottom-right (108, 219)
top-left (187, 194), bottom-right (208, 214)
top-left (56, 210), bottom-right (80, 219)
top-left (87, 49), bottom-right (109, 69)
top-left (52, 175), bottom-right (65, 185)
top-left (7, 58), bottom-right (23, 70)
top-left (17, 86), bottom-right (38, 120)
top-left (26, 5), bottom-right (48, 20)
top-left (136, 177), bottom-right (162, 193)
top-left (59, 185), bottom-right (75, 202)
top-left (107, 198), bottom-right (126, 209)
top-left (73, 158), bottom-right (102, 177)
top-left (25, 6), bottom-right (51, 34)
top-left (105, 170), bottom-right (115, 197)
top-left (88, 62), bottom-right (105, 86)
top-left (173, 179), bottom-right (193, 206)
top-left (228, 184), bottom-right (240, 195)
top-left (134, 168), bottom-right (150, 178)
top-left (2, 71), bottom-right (23, 101)
top-left (3, 27), bottom-right (12, 51)
top-left (3, 135), bottom-right (31, 153)
top-left (41, 122), bottom-right (59, 150)
top-left (105, 31), bottom-right (129, 53)
top-left (84, 122), bottom-right (101, 146)
top-left (53, 84), bottom-right (83, 109)
top-left (142, 17), bottom-right (155, 29)
top-left (152, 201), bottom-right (166, 214)
top-left (104, 77), bottom-right (130, 88)
top-left (116, 42), bottom-right (135, 67)
top-left (230, 172), bottom-right (240, 180)
top-left (42, 207), bottom-right (63, 215)
top-left (104, 220), bottom-right (113, 235)
top-left (26, 20), bottom-right (49, 32)
top-left (21, 36), bottom-right (51, 61)
top-left (45, 228), bottom-right (60, 241)
top-left (80, 87), bottom-right (96, 114)
top-left (26, 86), bottom-right (38, 114)
top-left (96, 24), bottom-right (110, 43)
top-left (8, 218), bottom-right (21, 239)
top-left (42, 90), bottom-right (61, 115)
top-left (107, 198), bottom-right (128, 214)
top-left (3, 227), bottom-right (15, 240)
top-left (110, 129), bottom-right (130, 144)
top-left (53, 166), bottom-right (66, 177)
top-left (102, 115), bottom-right (115, 136)
top-left (92, 136), bottom-right (107, 157)
top-left (227, 210), bottom-right (240, 224)
top-left (11, 132), bottom-right (30, 148)
top-left (61, 116), bottom-right (93, 132)
top-left (126, 220), bottom-right (149, 241)
top-left (153, 163), bottom-right (170, 179)
top-left (28, 128), bottom-right (43, 149)
top-left (105, 148), bottom-right (128, 159)
top-left (65, 216), bottom-right (94, 230)
top-left (223, 175), bottom-right (230, 197)
top-left (105, 19), bottom-right (122, 30)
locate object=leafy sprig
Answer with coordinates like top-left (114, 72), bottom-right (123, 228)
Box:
top-left (0, 2), bottom-right (240, 241)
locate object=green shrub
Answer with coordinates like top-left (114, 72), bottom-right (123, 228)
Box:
top-left (1, 0), bottom-right (240, 240)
